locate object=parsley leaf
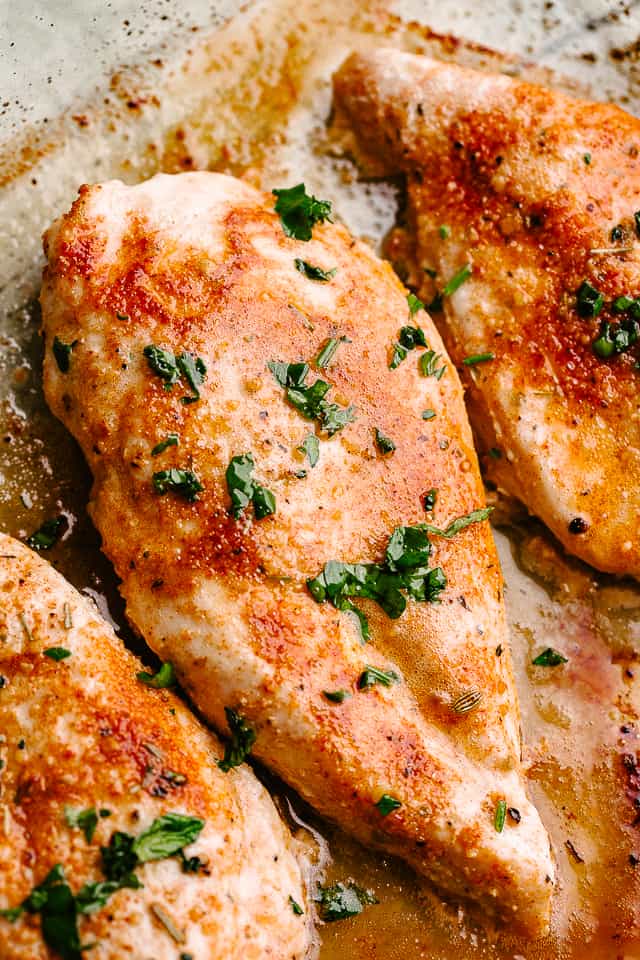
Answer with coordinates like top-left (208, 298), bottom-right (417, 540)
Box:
top-left (576, 280), bottom-right (604, 318)
top-left (399, 325), bottom-right (427, 349)
top-left (152, 468), bottom-right (203, 502)
top-left (419, 350), bottom-right (447, 379)
top-left (269, 361), bottom-right (355, 436)
top-left (26, 516), bottom-right (65, 551)
top-left (151, 433), bottom-right (179, 456)
top-left (316, 882), bottom-right (378, 922)
top-left (423, 506), bottom-right (492, 539)
top-left (132, 813), bottom-right (204, 863)
top-left (389, 342), bottom-right (408, 369)
top-left (463, 352), bottom-right (495, 366)
top-left (374, 429), bottom-right (395, 455)
top-left (358, 666), bottom-right (400, 689)
top-left (422, 488), bottom-right (438, 511)
top-left (217, 707), bottom-right (256, 772)
top-left (64, 807), bottom-right (97, 843)
top-left (429, 263), bottom-right (472, 312)
top-left (52, 337), bottom-right (76, 374)
top-left (44, 647), bottom-right (72, 661)
top-left (323, 689), bottom-right (351, 703)
top-left (295, 259), bottom-right (337, 281)
top-left (226, 453), bottom-right (276, 520)
top-left (315, 336), bottom-right (348, 369)
top-left (421, 409), bottom-right (436, 420)
top-left (289, 896), bottom-right (304, 915)
top-left (273, 184), bottom-right (333, 241)
top-left (177, 351), bottom-right (207, 401)
top-left (532, 647), bottom-right (568, 667)
top-left (406, 293), bottom-right (424, 315)
top-left (298, 433), bottom-right (320, 468)
top-left (143, 345), bottom-right (180, 386)
top-left (137, 661), bottom-right (175, 688)
top-left (75, 877), bottom-right (141, 915)
top-left (593, 317), bottom-right (639, 358)
top-left (375, 794), bottom-right (402, 816)
top-left (494, 799), bottom-right (507, 833)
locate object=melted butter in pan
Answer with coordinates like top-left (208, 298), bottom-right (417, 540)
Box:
top-left (1, 1), bottom-right (640, 956)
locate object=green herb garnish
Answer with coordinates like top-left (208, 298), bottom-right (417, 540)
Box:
top-left (583, 153), bottom-right (591, 165)
top-left (143, 345), bottom-right (207, 401)
top-left (423, 507), bottom-right (492, 539)
top-left (421, 409), bottom-right (436, 420)
top-left (26, 516), bottom-right (65, 551)
top-left (151, 433), bottom-right (179, 456)
top-left (463, 352), bottom-right (495, 366)
top-left (439, 225), bottom-right (451, 239)
top-left (399, 325), bottom-right (427, 349)
top-left (152, 468), bottom-right (203, 502)
top-left (307, 525), bottom-right (447, 636)
top-left (406, 293), bottom-right (425, 314)
top-left (131, 813), bottom-right (204, 863)
top-left (44, 647), bottom-right (72, 661)
top-left (422, 488), bottom-right (437, 511)
top-left (226, 453), bottom-right (276, 520)
top-left (494, 799), bottom-right (507, 833)
top-left (177, 351), bottom-right (207, 401)
top-left (323, 689), bottom-right (351, 703)
top-left (295, 259), bottom-right (337, 282)
top-left (137, 661), bottom-right (176, 688)
top-left (532, 647), bottom-right (568, 667)
top-left (289, 896), bottom-right (304, 915)
top-left (419, 350), bottom-right (447, 379)
top-left (52, 337), bottom-right (76, 374)
top-left (358, 666), bottom-right (400, 689)
top-left (375, 794), bottom-right (402, 816)
top-left (315, 336), bottom-right (347, 369)
top-left (316, 882), bottom-right (377, 922)
top-left (297, 433), bottom-right (320, 468)
top-left (268, 361), bottom-right (355, 436)
top-left (374, 429), bottom-right (395, 455)
top-left (64, 807), bottom-right (98, 844)
top-left (273, 184), bottom-right (332, 241)
top-left (592, 317), bottom-right (639, 357)
top-left (217, 707), bottom-right (256, 772)
top-left (576, 280), bottom-right (604, 318)
top-left (429, 263), bottom-right (471, 312)
top-left (389, 342), bottom-right (409, 369)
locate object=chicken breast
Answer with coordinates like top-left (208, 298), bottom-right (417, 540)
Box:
top-left (40, 171), bottom-right (553, 935)
top-left (0, 533), bottom-right (315, 960)
top-left (333, 49), bottom-right (640, 577)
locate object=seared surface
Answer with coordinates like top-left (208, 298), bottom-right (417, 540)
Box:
top-left (41, 171), bottom-right (552, 934)
top-left (0, 533), bottom-right (314, 960)
top-left (333, 49), bottom-right (640, 577)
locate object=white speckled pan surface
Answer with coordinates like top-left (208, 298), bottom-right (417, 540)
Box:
top-left (2, 2), bottom-right (640, 957)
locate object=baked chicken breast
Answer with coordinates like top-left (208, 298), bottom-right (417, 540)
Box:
top-left (0, 533), bottom-right (314, 960)
top-left (40, 171), bottom-right (553, 935)
top-left (333, 49), bottom-right (640, 577)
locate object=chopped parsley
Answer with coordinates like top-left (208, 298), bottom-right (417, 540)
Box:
top-left (323, 689), bottom-right (351, 703)
top-left (406, 293), bottom-right (425, 314)
top-left (226, 453), bottom-right (276, 520)
top-left (592, 317), bottom-right (639, 357)
top-left (421, 409), bottom-right (436, 420)
top-left (295, 259), bottom-right (337, 282)
top-left (268, 361), bottom-right (355, 436)
top-left (316, 882), bottom-right (377, 922)
top-left (152, 468), bottom-right (203, 502)
top-left (137, 661), bottom-right (176, 688)
top-left (429, 263), bottom-right (471, 312)
top-left (532, 647), bottom-right (568, 667)
top-left (375, 794), bottom-right (402, 816)
top-left (26, 516), bottom-right (65, 551)
top-left (438, 225), bottom-right (451, 239)
top-left (494, 799), bottom-right (507, 833)
top-left (273, 184), bottom-right (333, 241)
top-left (399, 325), bottom-right (427, 349)
top-left (315, 336), bottom-right (348, 369)
top-left (422, 488), bottom-right (437, 511)
top-left (52, 337), bottom-right (76, 374)
top-left (463, 352), bottom-right (495, 366)
top-left (289, 896), bottom-right (304, 915)
top-left (576, 280), bottom-right (604, 318)
top-left (151, 433), bottom-right (179, 456)
top-left (129, 813), bottom-right (204, 864)
top-left (635, 211), bottom-right (640, 238)
top-left (217, 707), bottom-right (256, 772)
top-left (389, 342), bottom-right (408, 369)
top-left (583, 153), bottom-right (591, 165)
top-left (44, 647), bottom-right (71, 661)
top-left (419, 350), bottom-right (447, 379)
top-left (358, 666), bottom-right (400, 689)
top-left (423, 506), bottom-right (492, 539)
top-left (64, 807), bottom-right (98, 843)
top-left (143, 345), bottom-right (207, 401)
top-left (307, 524), bottom-right (447, 637)
top-left (374, 429), bottom-right (395, 455)
top-left (297, 433), bottom-right (320, 468)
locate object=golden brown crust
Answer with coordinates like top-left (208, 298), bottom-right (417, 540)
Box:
top-left (333, 50), bottom-right (640, 577)
top-left (40, 171), bottom-right (553, 935)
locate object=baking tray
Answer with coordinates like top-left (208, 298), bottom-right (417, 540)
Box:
top-left (2, 1), bottom-right (640, 957)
